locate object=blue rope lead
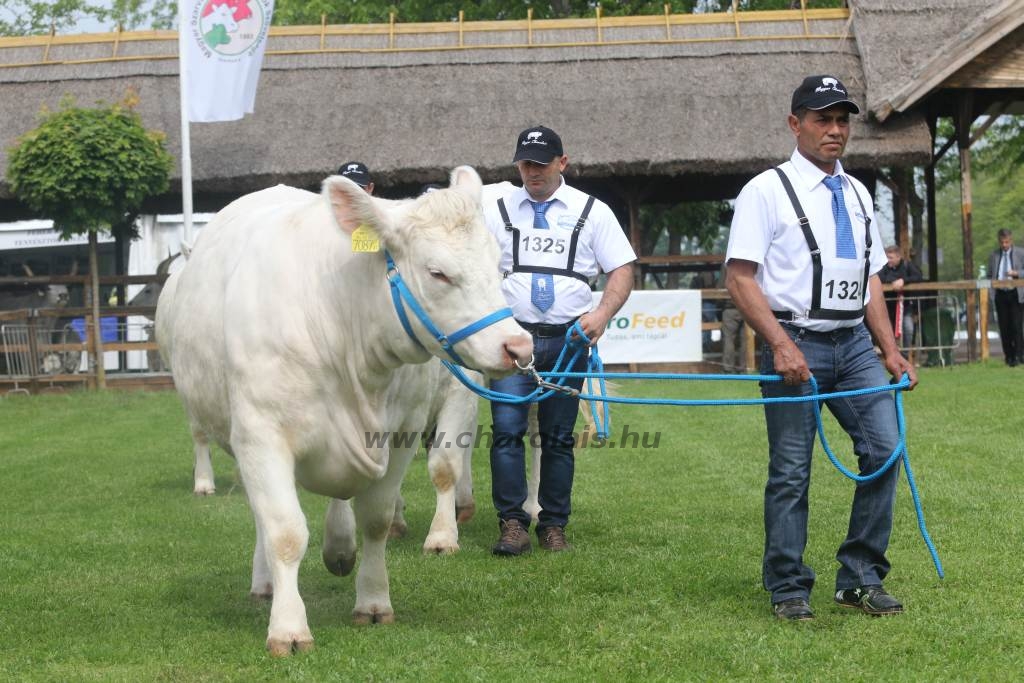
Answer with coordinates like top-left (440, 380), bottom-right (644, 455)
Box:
top-left (441, 323), bottom-right (943, 578)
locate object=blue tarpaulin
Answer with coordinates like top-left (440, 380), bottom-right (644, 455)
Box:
top-left (70, 317), bottom-right (119, 343)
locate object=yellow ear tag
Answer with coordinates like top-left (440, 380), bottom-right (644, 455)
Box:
top-left (351, 224), bottom-right (380, 253)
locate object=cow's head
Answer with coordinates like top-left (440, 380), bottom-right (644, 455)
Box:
top-left (128, 252), bottom-right (180, 309)
top-left (323, 166), bottom-right (531, 377)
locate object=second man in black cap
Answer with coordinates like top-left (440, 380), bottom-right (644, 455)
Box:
top-left (482, 125), bottom-right (636, 556)
top-left (725, 75), bottom-right (917, 622)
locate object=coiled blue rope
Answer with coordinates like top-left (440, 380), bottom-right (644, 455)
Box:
top-left (442, 322), bottom-right (943, 578)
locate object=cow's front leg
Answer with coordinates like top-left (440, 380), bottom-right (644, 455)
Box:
top-left (351, 446), bottom-right (416, 624)
top-left (422, 438), bottom-right (464, 554)
top-left (237, 442), bottom-right (313, 656)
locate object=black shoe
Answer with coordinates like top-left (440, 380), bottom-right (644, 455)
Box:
top-left (492, 519), bottom-right (532, 556)
top-left (773, 597), bottom-right (814, 621)
top-left (834, 585), bottom-right (903, 615)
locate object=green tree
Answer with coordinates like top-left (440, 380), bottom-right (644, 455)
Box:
top-left (0, 1), bottom-right (175, 36)
top-left (7, 92), bottom-right (172, 387)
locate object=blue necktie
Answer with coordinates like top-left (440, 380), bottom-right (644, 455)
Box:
top-left (822, 175), bottom-right (857, 259)
top-left (529, 200), bottom-right (555, 313)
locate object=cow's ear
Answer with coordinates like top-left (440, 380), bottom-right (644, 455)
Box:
top-left (449, 165), bottom-right (482, 205)
top-left (323, 175), bottom-right (388, 236)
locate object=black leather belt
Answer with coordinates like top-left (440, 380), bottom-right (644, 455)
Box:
top-left (516, 319), bottom-right (577, 338)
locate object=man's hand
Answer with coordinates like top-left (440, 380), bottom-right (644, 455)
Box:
top-left (883, 348), bottom-right (918, 390)
top-left (771, 336), bottom-right (811, 386)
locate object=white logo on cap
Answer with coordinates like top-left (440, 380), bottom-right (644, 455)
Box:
top-left (522, 130), bottom-right (548, 146)
top-left (815, 77), bottom-right (846, 95)
top-left (346, 164), bottom-right (360, 173)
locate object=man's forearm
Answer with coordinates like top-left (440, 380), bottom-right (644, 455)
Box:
top-left (593, 263), bottom-right (634, 320)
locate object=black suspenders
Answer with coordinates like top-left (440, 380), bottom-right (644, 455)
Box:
top-left (497, 196), bottom-right (595, 283)
top-left (772, 167), bottom-right (872, 321)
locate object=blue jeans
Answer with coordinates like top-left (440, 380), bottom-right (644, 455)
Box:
top-left (490, 335), bottom-right (587, 531)
top-left (759, 323), bottom-right (900, 604)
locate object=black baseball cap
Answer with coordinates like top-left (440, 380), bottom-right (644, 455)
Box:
top-left (337, 161), bottom-right (372, 187)
top-left (790, 75), bottom-right (861, 114)
top-left (512, 126), bottom-right (564, 164)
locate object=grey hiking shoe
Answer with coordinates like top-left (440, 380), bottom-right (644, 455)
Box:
top-left (835, 585), bottom-right (904, 616)
top-left (492, 519), bottom-right (532, 556)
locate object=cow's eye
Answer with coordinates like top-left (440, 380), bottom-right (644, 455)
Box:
top-left (429, 269), bottom-right (452, 285)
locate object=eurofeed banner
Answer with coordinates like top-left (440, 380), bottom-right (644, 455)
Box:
top-left (593, 290), bottom-right (703, 363)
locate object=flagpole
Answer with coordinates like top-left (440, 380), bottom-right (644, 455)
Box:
top-left (177, 1), bottom-right (194, 246)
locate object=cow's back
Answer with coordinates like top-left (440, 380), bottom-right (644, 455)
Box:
top-left (159, 185), bottom-right (332, 447)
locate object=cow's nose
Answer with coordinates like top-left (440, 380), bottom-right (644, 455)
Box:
top-left (502, 333), bottom-right (534, 369)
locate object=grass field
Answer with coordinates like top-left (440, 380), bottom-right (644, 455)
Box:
top-left (1, 364), bottom-right (1021, 681)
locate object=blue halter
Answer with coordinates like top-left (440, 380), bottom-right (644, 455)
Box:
top-left (385, 250), bottom-right (514, 367)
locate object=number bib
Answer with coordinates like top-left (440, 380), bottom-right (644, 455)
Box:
top-left (819, 262), bottom-right (865, 313)
top-left (517, 225), bottom-right (569, 266)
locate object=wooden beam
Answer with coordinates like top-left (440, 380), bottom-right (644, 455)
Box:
top-left (956, 92), bottom-right (978, 361)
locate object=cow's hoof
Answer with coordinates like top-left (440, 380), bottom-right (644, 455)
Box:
top-left (322, 549), bottom-right (356, 577)
top-left (193, 486), bottom-right (215, 496)
top-left (352, 609), bottom-right (395, 625)
top-left (249, 589), bottom-right (273, 601)
top-left (266, 634), bottom-right (314, 657)
top-left (455, 502), bottom-right (476, 524)
top-left (422, 534), bottom-right (459, 555)
top-left (387, 521), bottom-right (408, 539)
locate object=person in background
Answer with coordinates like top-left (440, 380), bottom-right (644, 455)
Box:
top-left (725, 74), bottom-right (917, 622)
top-left (719, 264), bottom-right (747, 373)
top-left (338, 161), bottom-right (374, 195)
top-left (484, 125), bottom-right (635, 555)
top-left (691, 269), bottom-right (720, 348)
top-left (878, 244), bottom-right (924, 348)
top-left (987, 228), bottom-right (1024, 366)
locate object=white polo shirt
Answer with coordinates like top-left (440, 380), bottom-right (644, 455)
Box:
top-left (726, 150), bottom-right (885, 332)
top-left (484, 179), bottom-right (636, 324)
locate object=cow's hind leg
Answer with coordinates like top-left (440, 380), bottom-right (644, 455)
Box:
top-left (192, 429), bottom-right (216, 495)
top-left (236, 438), bottom-right (313, 656)
top-left (525, 403), bottom-right (542, 523)
top-left (323, 498), bottom-right (357, 576)
top-left (388, 492), bottom-right (408, 539)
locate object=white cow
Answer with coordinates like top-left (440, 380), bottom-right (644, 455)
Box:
top-left (156, 167), bottom-right (531, 656)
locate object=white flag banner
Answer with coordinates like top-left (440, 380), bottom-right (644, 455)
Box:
top-left (179, 0), bottom-right (274, 122)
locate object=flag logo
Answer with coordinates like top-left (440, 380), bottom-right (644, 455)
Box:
top-left (188, 0), bottom-right (271, 61)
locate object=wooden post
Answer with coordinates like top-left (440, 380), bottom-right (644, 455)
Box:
top-left (626, 194), bottom-right (642, 290)
top-left (979, 286), bottom-right (989, 360)
top-left (89, 230), bottom-right (106, 390)
top-left (956, 93), bottom-right (977, 361)
top-left (926, 115), bottom-right (939, 281)
top-left (743, 324), bottom-right (756, 373)
top-left (26, 314), bottom-right (40, 395)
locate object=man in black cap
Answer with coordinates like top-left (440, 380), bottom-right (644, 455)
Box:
top-left (483, 125), bottom-right (636, 555)
top-left (337, 161), bottom-right (374, 195)
top-left (725, 76), bottom-right (917, 621)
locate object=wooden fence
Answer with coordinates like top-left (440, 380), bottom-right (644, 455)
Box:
top-left (1, 274), bottom-right (1019, 394)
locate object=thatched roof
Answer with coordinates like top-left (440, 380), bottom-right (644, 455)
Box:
top-left (850, 0), bottom-right (1024, 121)
top-left (0, 9), bottom-right (934, 217)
